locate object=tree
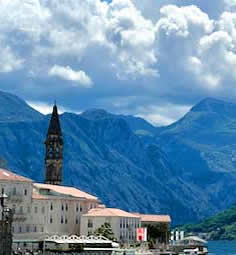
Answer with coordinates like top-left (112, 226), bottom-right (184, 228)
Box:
top-left (145, 223), bottom-right (170, 244)
top-left (94, 222), bottom-right (115, 241)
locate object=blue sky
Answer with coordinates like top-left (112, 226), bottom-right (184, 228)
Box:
top-left (1, 0), bottom-right (236, 125)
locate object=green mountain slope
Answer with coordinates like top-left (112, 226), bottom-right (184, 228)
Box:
top-left (182, 204), bottom-right (236, 240)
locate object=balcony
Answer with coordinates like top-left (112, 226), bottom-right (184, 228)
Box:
top-left (8, 193), bottom-right (23, 203)
top-left (13, 212), bottom-right (27, 222)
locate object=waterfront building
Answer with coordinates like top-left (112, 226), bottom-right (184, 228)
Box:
top-left (136, 214), bottom-right (171, 244)
top-left (0, 168), bottom-right (100, 242)
top-left (81, 208), bottom-right (141, 242)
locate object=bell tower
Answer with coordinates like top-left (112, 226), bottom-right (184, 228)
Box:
top-left (44, 103), bottom-right (63, 185)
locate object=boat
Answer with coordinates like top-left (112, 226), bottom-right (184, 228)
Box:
top-left (171, 236), bottom-right (208, 255)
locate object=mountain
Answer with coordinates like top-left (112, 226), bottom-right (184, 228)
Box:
top-left (155, 98), bottom-right (236, 214)
top-left (81, 109), bottom-right (158, 136)
top-left (1, 92), bottom-right (236, 225)
top-left (0, 91), bottom-right (43, 122)
top-left (181, 204), bottom-right (236, 240)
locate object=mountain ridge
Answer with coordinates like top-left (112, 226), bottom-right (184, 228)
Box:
top-left (0, 91), bottom-right (236, 224)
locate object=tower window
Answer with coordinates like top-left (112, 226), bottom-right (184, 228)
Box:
top-left (24, 189), bottom-right (27, 196)
top-left (61, 204), bottom-right (64, 211)
top-left (50, 203), bottom-right (53, 210)
top-left (50, 216), bottom-right (53, 224)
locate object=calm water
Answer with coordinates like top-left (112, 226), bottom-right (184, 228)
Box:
top-left (208, 241), bottom-right (236, 255)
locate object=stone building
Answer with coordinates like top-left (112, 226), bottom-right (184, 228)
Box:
top-left (81, 208), bottom-right (141, 242)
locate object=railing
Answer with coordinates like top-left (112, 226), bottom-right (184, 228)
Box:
top-left (8, 194), bottom-right (23, 203)
top-left (13, 212), bottom-right (27, 221)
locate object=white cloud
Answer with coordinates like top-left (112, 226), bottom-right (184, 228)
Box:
top-left (27, 101), bottom-right (77, 115)
top-left (0, 45), bottom-right (23, 73)
top-left (48, 65), bottom-right (93, 88)
top-left (1, 0), bottom-right (236, 120)
top-left (137, 104), bottom-right (191, 126)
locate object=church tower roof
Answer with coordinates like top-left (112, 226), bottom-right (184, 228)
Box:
top-left (47, 104), bottom-right (62, 136)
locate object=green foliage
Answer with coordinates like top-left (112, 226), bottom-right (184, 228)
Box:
top-left (94, 222), bottom-right (115, 241)
top-left (144, 223), bottom-right (170, 244)
top-left (180, 204), bottom-right (236, 240)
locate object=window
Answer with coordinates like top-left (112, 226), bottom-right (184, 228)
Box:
top-left (34, 226), bottom-right (37, 232)
top-left (76, 217), bottom-right (79, 224)
top-left (76, 204), bottom-right (79, 212)
top-left (27, 206), bottom-right (31, 213)
top-left (19, 206), bottom-right (23, 214)
top-left (34, 206), bottom-right (38, 213)
top-left (61, 216), bottom-right (64, 224)
top-left (50, 203), bottom-right (53, 210)
top-left (50, 216), bottom-right (53, 224)
top-left (65, 217), bottom-right (68, 224)
top-left (61, 204), bottom-right (64, 211)
top-left (65, 203), bottom-right (68, 211)
top-left (80, 205), bottom-right (83, 212)
top-left (120, 219), bottom-right (123, 228)
top-left (1, 188), bottom-right (4, 195)
top-left (24, 189), bottom-right (27, 196)
top-left (13, 187), bottom-right (16, 195)
top-left (19, 226), bottom-right (22, 233)
top-left (26, 226), bottom-right (30, 232)
top-left (12, 205), bottom-right (16, 214)
top-left (41, 206), bottom-right (45, 214)
top-left (41, 227), bottom-right (44, 232)
top-left (88, 219), bottom-right (93, 228)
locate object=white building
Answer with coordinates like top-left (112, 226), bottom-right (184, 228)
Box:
top-left (81, 208), bottom-right (141, 242)
top-left (0, 168), bottom-right (100, 241)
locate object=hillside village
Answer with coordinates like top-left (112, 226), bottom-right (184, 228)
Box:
top-left (0, 104), bottom-right (170, 251)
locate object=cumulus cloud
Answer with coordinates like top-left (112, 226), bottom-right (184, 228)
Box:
top-left (48, 65), bottom-right (93, 87)
top-left (1, 0), bottom-right (236, 125)
top-left (0, 45), bottom-right (23, 73)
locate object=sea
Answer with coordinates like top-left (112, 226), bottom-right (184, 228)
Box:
top-left (208, 241), bottom-right (236, 255)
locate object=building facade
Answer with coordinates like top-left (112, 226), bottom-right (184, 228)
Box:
top-left (81, 208), bottom-right (141, 242)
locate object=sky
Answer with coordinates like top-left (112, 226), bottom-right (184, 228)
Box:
top-left (1, 0), bottom-right (236, 126)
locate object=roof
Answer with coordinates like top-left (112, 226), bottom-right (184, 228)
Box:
top-left (135, 213), bottom-right (171, 223)
top-left (0, 168), bottom-right (32, 183)
top-left (178, 236), bottom-right (207, 244)
top-left (33, 183), bottom-right (98, 201)
top-left (47, 104), bottom-right (62, 136)
top-left (83, 208), bottom-right (140, 218)
top-left (32, 190), bottom-right (48, 200)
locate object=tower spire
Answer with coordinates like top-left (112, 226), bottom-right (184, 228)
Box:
top-left (44, 103), bottom-right (63, 185)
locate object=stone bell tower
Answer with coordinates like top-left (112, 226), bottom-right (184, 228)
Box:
top-left (44, 103), bottom-right (63, 185)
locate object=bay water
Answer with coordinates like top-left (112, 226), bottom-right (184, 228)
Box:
top-left (208, 241), bottom-right (236, 255)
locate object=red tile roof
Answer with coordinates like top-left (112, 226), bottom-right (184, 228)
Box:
top-left (34, 183), bottom-right (98, 201)
top-left (83, 208), bottom-right (141, 218)
top-left (135, 213), bottom-right (171, 223)
top-left (0, 168), bottom-right (32, 183)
